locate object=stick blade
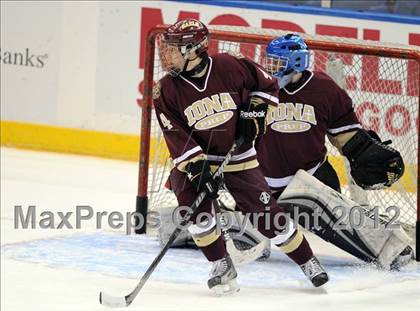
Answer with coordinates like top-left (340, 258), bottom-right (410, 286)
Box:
top-left (99, 291), bottom-right (128, 308)
top-left (227, 240), bottom-right (267, 266)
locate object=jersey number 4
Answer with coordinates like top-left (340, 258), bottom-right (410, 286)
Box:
top-left (159, 113), bottom-right (173, 130)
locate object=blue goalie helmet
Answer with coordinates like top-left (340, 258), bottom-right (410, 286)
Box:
top-left (264, 34), bottom-right (310, 81)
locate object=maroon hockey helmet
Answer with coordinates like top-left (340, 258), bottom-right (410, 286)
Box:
top-left (159, 19), bottom-right (209, 76)
top-left (164, 18), bottom-right (209, 55)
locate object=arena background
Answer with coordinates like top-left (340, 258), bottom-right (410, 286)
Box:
top-left (1, 0), bottom-right (419, 160)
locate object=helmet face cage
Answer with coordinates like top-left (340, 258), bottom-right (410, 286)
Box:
top-left (264, 55), bottom-right (289, 78)
top-left (158, 35), bottom-right (187, 77)
top-left (264, 34), bottom-right (310, 77)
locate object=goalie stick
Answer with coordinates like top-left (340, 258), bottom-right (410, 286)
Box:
top-left (215, 199), bottom-right (269, 265)
top-left (99, 137), bottom-right (244, 308)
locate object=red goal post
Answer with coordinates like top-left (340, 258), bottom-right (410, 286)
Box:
top-left (137, 24), bottom-right (420, 260)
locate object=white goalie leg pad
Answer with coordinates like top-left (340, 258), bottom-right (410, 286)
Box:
top-left (158, 207), bottom-right (195, 248)
top-left (279, 170), bottom-right (412, 268)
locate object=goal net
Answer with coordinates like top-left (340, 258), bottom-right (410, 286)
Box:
top-left (137, 25), bottom-right (419, 249)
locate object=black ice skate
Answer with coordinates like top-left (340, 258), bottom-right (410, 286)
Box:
top-left (390, 246), bottom-right (414, 270)
top-left (300, 256), bottom-right (329, 287)
top-left (207, 255), bottom-right (239, 296)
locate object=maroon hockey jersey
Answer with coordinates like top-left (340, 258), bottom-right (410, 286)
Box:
top-left (154, 53), bottom-right (278, 172)
top-left (255, 70), bottom-right (361, 190)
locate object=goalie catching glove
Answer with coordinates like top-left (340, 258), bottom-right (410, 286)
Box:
top-left (236, 96), bottom-right (268, 144)
top-left (342, 129), bottom-right (404, 190)
top-left (185, 159), bottom-right (220, 198)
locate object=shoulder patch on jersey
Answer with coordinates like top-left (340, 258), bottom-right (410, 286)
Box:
top-left (153, 81), bottom-right (161, 100)
top-left (226, 50), bottom-right (244, 59)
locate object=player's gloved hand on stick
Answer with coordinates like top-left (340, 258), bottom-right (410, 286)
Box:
top-left (236, 96), bottom-right (268, 144)
top-left (185, 159), bottom-right (220, 198)
top-left (342, 129), bottom-right (405, 190)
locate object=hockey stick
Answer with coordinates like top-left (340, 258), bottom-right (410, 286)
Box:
top-left (215, 199), bottom-right (269, 265)
top-left (99, 137), bottom-right (244, 308)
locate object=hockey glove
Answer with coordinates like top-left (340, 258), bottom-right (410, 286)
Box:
top-left (342, 129), bottom-right (405, 190)
top-left (185, 159), bottom-right (220, 199)
top-left (236, 96), bottom-right (268, 144)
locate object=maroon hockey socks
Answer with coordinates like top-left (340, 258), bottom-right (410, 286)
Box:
top-left (276, 231), bottom-right (314, 265)
top-left (195, 233), bottom-right (227, 262)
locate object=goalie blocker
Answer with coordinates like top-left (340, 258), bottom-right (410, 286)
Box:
top-left (278, 170), bottom-right (413, 269)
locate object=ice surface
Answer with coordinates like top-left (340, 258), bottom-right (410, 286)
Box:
top-left (1, 147), bottom-right (419, 311)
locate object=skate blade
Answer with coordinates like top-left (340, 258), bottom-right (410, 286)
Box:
top-left (211, 279), bottom-right (240, 296)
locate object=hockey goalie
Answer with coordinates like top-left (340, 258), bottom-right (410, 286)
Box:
top-left (253, 33), bottom-right (413, 269)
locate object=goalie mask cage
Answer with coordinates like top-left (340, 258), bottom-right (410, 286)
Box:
top-left (137, 25), bottom-right (420, 261)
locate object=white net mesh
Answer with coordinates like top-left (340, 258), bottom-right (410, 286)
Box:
top-left (144, 26), bottom-right (419, 228)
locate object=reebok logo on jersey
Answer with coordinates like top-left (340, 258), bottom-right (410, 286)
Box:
top-left (240, 111), bottom-right (266, 119)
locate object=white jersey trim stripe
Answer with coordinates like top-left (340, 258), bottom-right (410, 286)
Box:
top-left (207, 147), bottom-right (256, 162)
top-left (265, 161), bottom-right (322, 188)
top-left (188, 215), bottom-right (216, 235)
top-left (270, 218), bottom-right (297, 245)
top-left (173, 146), bottom-right (203, 165)
top-left (179, 57), bottom-right (213, 93)
top-left (283, 71), bottom-right (314, 95)
top-left (327, 124), bottom-right (362, 134)
top-left (250, 91), bottom-right (279, 104)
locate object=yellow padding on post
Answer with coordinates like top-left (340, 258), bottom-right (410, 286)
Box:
top-left (1, 120), bottom-right (173, 164)
top-left (0, 121), bottom-right (140, 161)
top-left (280, 230), bottom-right (304, 254)
top-left (192, 229), bottom-right (220, 247)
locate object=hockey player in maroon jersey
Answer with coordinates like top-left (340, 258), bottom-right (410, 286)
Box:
top-left (154, 19), bottom-right (329, 294)
top-left (260, 33), bottom-right (362, 194)
top-left (257, 34), bottom-right (411, 269)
